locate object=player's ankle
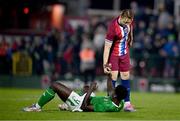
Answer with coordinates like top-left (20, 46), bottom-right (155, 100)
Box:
top-left (124, 101), bottom-right (131, 106)
top-left (35, 103), bottom-right (41, 109)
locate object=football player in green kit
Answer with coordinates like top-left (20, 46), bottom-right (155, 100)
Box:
top-left (23, 77), bottom-right (127, 112)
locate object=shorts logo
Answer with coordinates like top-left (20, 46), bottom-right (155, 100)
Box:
top-left (67, 96), bottom-right (80, 106)
top-left (72, 96), bottom-right (80, 105)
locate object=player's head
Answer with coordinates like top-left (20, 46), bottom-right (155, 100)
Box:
top-left (114, 85), bottom-right (128, 101)
top-left (119, 9), bottom-right (134, 25)
top-left (83, 85), bottom-right (90, 93)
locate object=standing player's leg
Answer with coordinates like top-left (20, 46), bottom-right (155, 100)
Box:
top-left (120, 71), bottom-right (135, 112)
top-left (108, 54), bottom-right (119, 88)
top-left (111, 71), bottom-right (119, 87)
top-left (23, 82), bottom-right (72, 112)
top-left (119, 53), bottom-right (136, 112)
top-left (120, 71), bottom-right (130, 102)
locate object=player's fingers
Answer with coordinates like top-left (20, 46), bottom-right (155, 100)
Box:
top-left (108, 63), bottom-right (112, 68)
top-left (104, 69), bottom-right (109, 74)
top-left (104, 67), bottom-right (111, 74)
top-left (106, 67), bottom-right (111, 71)
top-left (103, 68), bottom-right (107, 73)
top-left (104, 69), bottom-right (111, 75)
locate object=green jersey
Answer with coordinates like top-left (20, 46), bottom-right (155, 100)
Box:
top-left (90, 96), bottom-right (124, 112)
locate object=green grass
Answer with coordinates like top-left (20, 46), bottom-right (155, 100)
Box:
top-left (0, 88), bottom-right (180, 120)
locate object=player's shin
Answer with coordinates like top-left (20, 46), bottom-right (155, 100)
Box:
top-left (36, 87), bottom-right (55, 108)
top-left (112, 80), bottom-right (116, 87)
top-left (111, 71), bottom-right (118, 88)
top-left (121, 79), bottom-right (130, 102)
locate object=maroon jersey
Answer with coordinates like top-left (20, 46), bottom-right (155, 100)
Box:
top-left (105, 17), bottom-right (133, 56)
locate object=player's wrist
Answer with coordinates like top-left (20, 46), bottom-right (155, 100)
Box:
top-left (103, 63), bottom-right (108, 67)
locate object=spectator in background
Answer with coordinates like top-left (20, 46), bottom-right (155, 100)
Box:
top-left (71, 27), bottom-right (82, 75)
top-left (47, 28), bottom-right (59, 54)
top-left (160, 34), bottom-right (179, 77)
top-left (31, 36), bottom-right (44, 75)
top-left (158, 4), bottom-right (173, 30)
top-left (79, 33), bottom-right (95, 85)
top-left (93, 25), bottom-right (106, 74)
top-left (56, 32), bottom-right (69, 75)
top-left (148, 34), bottom-right (165, 77)
top-left (93, 25), bottom-right (106, 53)
top-left (43, 44), bottom-right (54, 75)
top-left (0, 37), bottom-right (12, 74)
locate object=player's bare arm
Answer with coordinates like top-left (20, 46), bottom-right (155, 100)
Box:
top-left (128, 24), bottom-right (133, 47)
top-left (81, 82), bottom-right (97, 111)
top-left (103, 41), bottom-right (112, 74)
top-left (107, 75), bottom-right (115, 97)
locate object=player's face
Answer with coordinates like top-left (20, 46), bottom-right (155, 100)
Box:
top-left (83, 85), bottom-right (90, 93)
top-left (120, 17), bottom-right (132, 25)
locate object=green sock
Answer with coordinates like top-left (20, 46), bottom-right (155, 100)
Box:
top-left (37, 87), bottom-right (55, 108)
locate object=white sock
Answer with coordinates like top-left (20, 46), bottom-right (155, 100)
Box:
top-left (35, 103), bottom-right (41, 109)
top-left (124, 101), bottom-right (131, 106)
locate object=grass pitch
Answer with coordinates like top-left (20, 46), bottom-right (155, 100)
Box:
top-left (0, 88), bottom-right (180, 120)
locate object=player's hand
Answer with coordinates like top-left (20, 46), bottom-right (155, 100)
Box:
top-left (103, 63), bottom-right (112, 74)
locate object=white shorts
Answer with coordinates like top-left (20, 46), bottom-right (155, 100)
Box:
top-left (65, 91), bottom-right (86, 112)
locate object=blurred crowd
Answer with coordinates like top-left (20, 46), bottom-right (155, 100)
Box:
top-left (131, 2), bottom-right (180, 79)
top-left (0, 2), bottom-right (180, 81)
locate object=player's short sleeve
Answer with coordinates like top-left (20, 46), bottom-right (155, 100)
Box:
top-left (105, 22), bottom-right (115, 43)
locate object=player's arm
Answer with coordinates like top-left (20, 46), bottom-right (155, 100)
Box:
top-left (128, 24), bottom-right (133, 47)
top-left (107, 75), bottom-right (114, 97)
top-left (81, 82), bottom-right (97, 112)
top-left (103, 40), bottom-right (112, 66)
top-left (103, 21), bottom-right (114, 74)
top-left (103, 22), bottom-right (114, 67)
top-left (81, 105), bottom-right (94, 112)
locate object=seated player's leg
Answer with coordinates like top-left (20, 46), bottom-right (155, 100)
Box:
top-left (58, 85), bottom-right (96, 111)
top-left (23, 82), bottom-right (72, 112)
top-left (50, 82), bottom-right (72, 102)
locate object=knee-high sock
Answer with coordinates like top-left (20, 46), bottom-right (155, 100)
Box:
top-left (112, 80), bottom-right (116, 88)
top-left (37, 87), bottom-right (55, 108)
top-left (121, 79), bottom-right (130, 102)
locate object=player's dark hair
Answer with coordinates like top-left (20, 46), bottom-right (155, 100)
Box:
top-left (115, 85), bottom-right (128, 101)
top-left (120, 9), bottom-right (134, 19)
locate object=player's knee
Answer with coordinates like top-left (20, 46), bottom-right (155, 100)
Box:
top-left (50, 82), bottom-right (59, 91)
top-left (111, 71), bottom-right (118, 80)
top-left (120, 72), bottom-right (130, 80)
top-left (111, 76), bottom-right (117, 80)
top-left (111, 74), bottom-right (118, 80)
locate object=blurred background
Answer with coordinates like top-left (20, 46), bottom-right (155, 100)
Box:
top-left (0, 0), bottom-right (179, 92)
